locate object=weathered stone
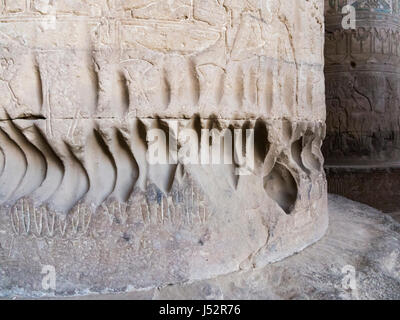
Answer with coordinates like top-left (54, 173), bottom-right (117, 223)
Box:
top-left (324, 0), bottom-right (400, 211)
top-left (3, 195), bottom-right (399, 300)
top-left (151, 195), bottom-right (400, 300)
top-left (0, 1), bottom-right (327, 295)
top-left (327, 166), bottom-right (400, 213)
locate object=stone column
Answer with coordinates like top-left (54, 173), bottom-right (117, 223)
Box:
top-left (0, 0), bottom-right (328, 296)
top-left (324, 0), bottom-right (400, 212)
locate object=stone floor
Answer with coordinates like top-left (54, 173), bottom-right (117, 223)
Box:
top-left (5, 194), bottom-right (400, 300)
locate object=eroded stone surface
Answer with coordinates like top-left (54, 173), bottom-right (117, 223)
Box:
top-left (151, 195), bottom-right (400, 300)
top-left (324, 0), bottom-right (400, 212)
top-left (3, 195), bottom-right (399, 300)
top-left (324, 0), bottom-right (400, 164)
top-left (0, 1), bottom-right (328, 294)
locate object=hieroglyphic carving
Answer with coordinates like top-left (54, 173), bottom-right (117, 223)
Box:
top-left (324, 0), bottom-right (400, 163)
top-left (0, 1), bottom-right (328, 294)
top-left (0, 117), bottom-right (326, 239)
top-left (0, 0), bottom-right (325, 121)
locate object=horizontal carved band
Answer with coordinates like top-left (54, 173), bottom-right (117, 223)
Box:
top-left (0, 117), bottom-right (326, 238)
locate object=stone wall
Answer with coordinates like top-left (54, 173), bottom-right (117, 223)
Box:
top-left (0, 1), bottom-right (328, 296)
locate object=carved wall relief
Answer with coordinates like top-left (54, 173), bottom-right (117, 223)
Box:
top-left (324, 0), bottom-right (400, 163)
top-left (0, 1), bottom-right (328, 295)
top-left (324, 0), bottom-right (400, 211)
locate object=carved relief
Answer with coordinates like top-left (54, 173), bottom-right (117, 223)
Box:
top-left (324, 0), bottom-right (400, 163)
top-left (0, 0), bottom-right (325, 121)
top-left (0, 118), bottom-right (325, 228)
top-left (0, 1), bottom-right (328, 295)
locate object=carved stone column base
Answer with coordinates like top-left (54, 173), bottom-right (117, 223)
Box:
top-left (0, 117), bottom-right (328, 296)
top-left (326, 165), bottom-right (400, 213)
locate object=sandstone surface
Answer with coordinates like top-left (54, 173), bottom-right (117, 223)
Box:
top-left (0, 0), bottom-right (328, 295)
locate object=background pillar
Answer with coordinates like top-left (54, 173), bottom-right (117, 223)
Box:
top-left (324, 0), bottom-right (400, 212)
